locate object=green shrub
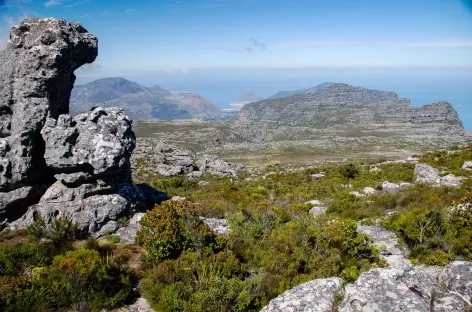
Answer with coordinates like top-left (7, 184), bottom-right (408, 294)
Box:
top-left (28, 216), bottom-right (78, 249)
top-left (339, 164), bottom-right (360, 180)
top-left (0, 242), bottom-right (55, 276)
top-left (136, 200), bottom-right (218, 264)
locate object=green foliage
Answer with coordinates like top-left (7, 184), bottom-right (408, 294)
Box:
top-left (327, 193), bottom-right (360, 214)
top-left (141, 250), bottom-right (257, 312)
top-left (28, 216), bottom-right (78, 249)
top-left (136, 200), bottom-right (218, 264)
top-left (0, 242), bottom-right (55, 276)
top-left (0, 248), bottom-right (137, 312)
top-left (339, 163), bottom-right (360, 180)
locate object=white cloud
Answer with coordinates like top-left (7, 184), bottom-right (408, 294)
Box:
top-left (44, 0), bottom-right (62, 7)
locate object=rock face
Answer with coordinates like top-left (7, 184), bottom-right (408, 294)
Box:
top-left (261, 277), bottom-right (344, 312)
top-left (0, 18), bottom-right (164, 233)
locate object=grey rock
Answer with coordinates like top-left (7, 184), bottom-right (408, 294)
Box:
top-left (415, 164), bottom-right (441, 185)
top-left (0, 185), bottom-right (49, 226)
top-left (261, 277), bottom-right (344, 312)
top-left (306, 199), bottom-right (323, 206)
top-left (93, 220), bottom-right (119, 238)
top-left (131, 139), bottom-right (240, 179)
top-left (115, 213), bottom-right (145, 244)
top-left (122, 297), bottom-right (155, 312)
top-left (462, 161), bottom-right (472, 171)
top-left (400, 182), bottom-right (413, 189)
top-left (41, 107), bottom-right (135, 183)
top-left (0, 17), bottom-right (97, 223)
top-left (363, 187), bottom-right (377, 195)
top-left (196, 154), bottom-right (238, 177)
top-left (202, 218), bottom-right (229, 235)
top-left (338, 266), bottom-right (441, 312)
top-left (433, 294), bottom-right (466, 312)
top-left (415, 164), bottom-right (463, 188)
top-left (438, 261), bottom-right (472, 304)
top-left (381, 181), bottom-right (401, 193)
top-left (0, 18), bottom-right (165, 232)
top-left (170, 196), bottom-right (188, 202)
top-left (357, 225), bottom-right (411, 268)
top-left (311, 173), bottom-right (325, 181)
top-left (349, 191), bottom-right (365, 197)
top-left (309, 206), bottom-right (327, 217)
top-left (440, 174), bottom-right (463, 188)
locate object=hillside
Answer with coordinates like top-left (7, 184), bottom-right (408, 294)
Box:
top-left (70, 77), bottom-right (223, 120)
top-left (229, 92), bottom-right (265, 110)
top-left (268, 82), bottom-right (336, 99)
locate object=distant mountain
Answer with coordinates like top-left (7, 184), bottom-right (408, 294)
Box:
top-left (234, 83), bottom-right (466, 143)
top-left (166, 92), bottom-right (223, 118)
top-left (229, 93), bottom-right (265, 111)
top-left (268, 82), bottom-right (337, 99)
top-left (70, 77), bottom-right (223, 120)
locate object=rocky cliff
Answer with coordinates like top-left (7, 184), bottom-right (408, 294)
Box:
top-left (0, 18), bottom-right (165, 233)
top-left (233, 83), bottom-right (467, 145)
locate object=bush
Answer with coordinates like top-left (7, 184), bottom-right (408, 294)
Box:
top-left (28, 216), bottom-right (78, 249)
top-left (339, 164), bottom-right (360, 180)
top-left (136, 200), bottom-right (218, 264)
top-left (141, 250), bottom-right (256, 312)
top-left (52, 249), bottom-right (137, 310)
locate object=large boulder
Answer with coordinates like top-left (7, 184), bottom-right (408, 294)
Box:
top-left (42, 107), bottom-right (135, 183)
top-left (261, 277), bottom-right (344, 312)
top-left (0, 18), bottom-right (97, 189)
top-left (0, 18), bottom-right (165, 233)
top-left (0, 18), bottom-right (98, 224)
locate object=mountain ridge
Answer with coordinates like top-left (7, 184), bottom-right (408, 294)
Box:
top-left (70, 77), bottom-right (223, 120)
top-left (268, 82), bottom-right (337, 99)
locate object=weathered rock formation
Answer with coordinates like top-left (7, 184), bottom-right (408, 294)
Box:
top-left (0, 18), bottom-right (165, 233)
top-left (132, 138), bottom-right (242, 178)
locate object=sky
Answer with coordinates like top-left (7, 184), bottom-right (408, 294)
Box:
top-left (1, 0), bottom-right (472, 71)
top-left (0, 0), bottom-right (472, 128)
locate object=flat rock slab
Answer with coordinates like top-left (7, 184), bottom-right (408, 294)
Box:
top-left (357, 225), bottom-right (411, 268)
top-left (261, 277), bottom-right (344, 312)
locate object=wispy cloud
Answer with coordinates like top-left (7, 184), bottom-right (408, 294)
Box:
top-left (227, 38), bottom-right (267, 53)
top-left (44, 0), bottom-right (61, 7)
top-left (273, 39), bottom-right (472, 48)
top-left (64, 0), bottom-right (90, 8)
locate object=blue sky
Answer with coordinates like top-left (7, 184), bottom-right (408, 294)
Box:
top-left (1, 0), bottom-right (472, 74)
top-left (1, 0), bottom-right (472, 129)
